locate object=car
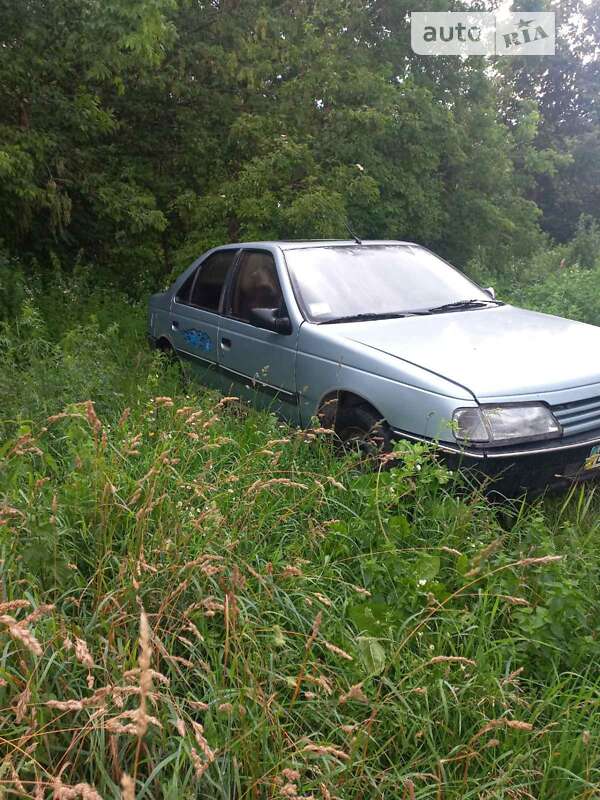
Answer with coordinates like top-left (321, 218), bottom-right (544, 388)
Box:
top-left (148, 240), bottom-right (600, 494)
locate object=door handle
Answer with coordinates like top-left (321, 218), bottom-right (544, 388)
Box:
top-left (221, 337), bottom-right (232, 350)
top-left (171, 320), bottom-right (179, 330)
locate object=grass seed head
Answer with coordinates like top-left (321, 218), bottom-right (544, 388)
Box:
top-left (339, 683), bottom-right (368, 704)
top-left (427, 656), bottom-right (476, 667)
top-left (51, 778), bottom-right (104, 799)
top-left (120, 774), bottom-right (135, 800)
top-left (302, 744), bottom-right (349, 762)
top-left (515, 555), bottom-right (562, 567)
top-left (0, 599), bottom-right (31, 614)
top-left (323, 640), bottom-right (353, 661)
top-left (74, 637), bottom-right (95, 669)
top-left (0, 614), bottom-right (42, 656)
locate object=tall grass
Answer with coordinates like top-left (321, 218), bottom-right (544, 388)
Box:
top-left (1, 293), bottom-right (599, 798)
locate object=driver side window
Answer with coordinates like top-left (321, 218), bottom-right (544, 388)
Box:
top-left (229, 251), bottom-right (284, 323)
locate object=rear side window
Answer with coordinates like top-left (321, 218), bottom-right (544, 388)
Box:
top-left (175, 271), bottom-right (196, 304)
top-left (179, 250), bottom-right (237, 311)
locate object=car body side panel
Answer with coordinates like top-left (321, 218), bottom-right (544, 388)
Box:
top-left (296, 323), bottom-right (476, 440)
top-left (217, 316), bottom-right (301, 421)
top-left (170, 301), bottom-right (223, 387)
top-left (148, 291), bottom-right (172, 344)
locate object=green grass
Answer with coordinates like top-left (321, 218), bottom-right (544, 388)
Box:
top-left (1, 293), bottom-right (599, 799)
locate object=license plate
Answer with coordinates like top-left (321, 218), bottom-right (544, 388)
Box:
top-left (584, 445), bottom-right (600, 471)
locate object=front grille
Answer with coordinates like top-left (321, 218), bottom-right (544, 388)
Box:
top-left (552, 395), bottom-right (600, 437)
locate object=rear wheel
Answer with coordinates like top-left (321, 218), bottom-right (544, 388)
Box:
top-left (335, 404), bottom-right (392, 457)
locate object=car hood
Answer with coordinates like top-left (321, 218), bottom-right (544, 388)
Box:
top-left (335, 305), bottom-right (600, 399)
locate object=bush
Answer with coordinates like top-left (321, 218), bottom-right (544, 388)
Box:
top-left (567, 214), bottom-right (600, 269)
top-left (0, 247), bottom-right (28, 322)
top-left (502, 265), bottom-right (600, 326)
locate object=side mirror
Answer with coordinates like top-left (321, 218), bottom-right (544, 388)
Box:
top-left (484, 286), bottom-right (496, 300)
top-left (250, 307), bottom-right (292, 335)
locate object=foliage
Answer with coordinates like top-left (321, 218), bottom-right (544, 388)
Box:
top-left (465, 215), bottom-right (600, 328)
top-left (503, 265), bottom-right (600, 328)
top-left (1, 288), bottom-right (600, 798)
top-left (4, 0), bottom-right (590, 288)
top-left (500, 0), bottom-right (600, 242)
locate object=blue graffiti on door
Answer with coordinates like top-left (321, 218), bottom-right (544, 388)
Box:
top-left (183, 329), bottom-right (212, 352)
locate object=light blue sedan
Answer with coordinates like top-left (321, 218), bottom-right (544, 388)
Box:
top-left (148, 240), bottom-right (600, 493)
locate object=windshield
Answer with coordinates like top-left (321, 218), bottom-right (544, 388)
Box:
top-left (284, 244), bottom-right (491, 322)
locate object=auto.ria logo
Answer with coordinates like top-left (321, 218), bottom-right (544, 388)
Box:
top-left (411, 11), bottom-right (555, 56)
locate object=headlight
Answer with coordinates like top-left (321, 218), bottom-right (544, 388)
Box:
top-left (453, 403), bottom-right (562, 446)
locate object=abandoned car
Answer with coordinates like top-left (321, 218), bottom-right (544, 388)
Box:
top-left (148, 241), bottom-right (600, 493)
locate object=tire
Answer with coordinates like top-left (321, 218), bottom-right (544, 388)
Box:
top-left (335, 404), bottom-right (392, 457)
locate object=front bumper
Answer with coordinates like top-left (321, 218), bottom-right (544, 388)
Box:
top-left (391, 427), bottom-right (600, 496)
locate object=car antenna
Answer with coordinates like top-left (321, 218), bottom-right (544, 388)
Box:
top-left (344, 222), bottom-right (362, 245)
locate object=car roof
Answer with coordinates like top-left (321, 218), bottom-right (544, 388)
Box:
top-left (216, 239), bottom-right (417, 251)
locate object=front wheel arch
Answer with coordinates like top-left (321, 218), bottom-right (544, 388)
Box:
top-left (317, 391), bottom-right (391, 446)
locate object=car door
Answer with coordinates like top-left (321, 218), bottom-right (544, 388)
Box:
top-left (218, 248), bottom-right (300, 421)
top-left (170, 248), bottom-right (238, 387)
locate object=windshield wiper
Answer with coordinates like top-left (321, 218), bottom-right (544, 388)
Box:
top-left (421, 298), bottom-right (502, 315)
top-left (320, 299), bottom-right (502, 324)
top-left (321, 311), bottom-right (413, 325)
